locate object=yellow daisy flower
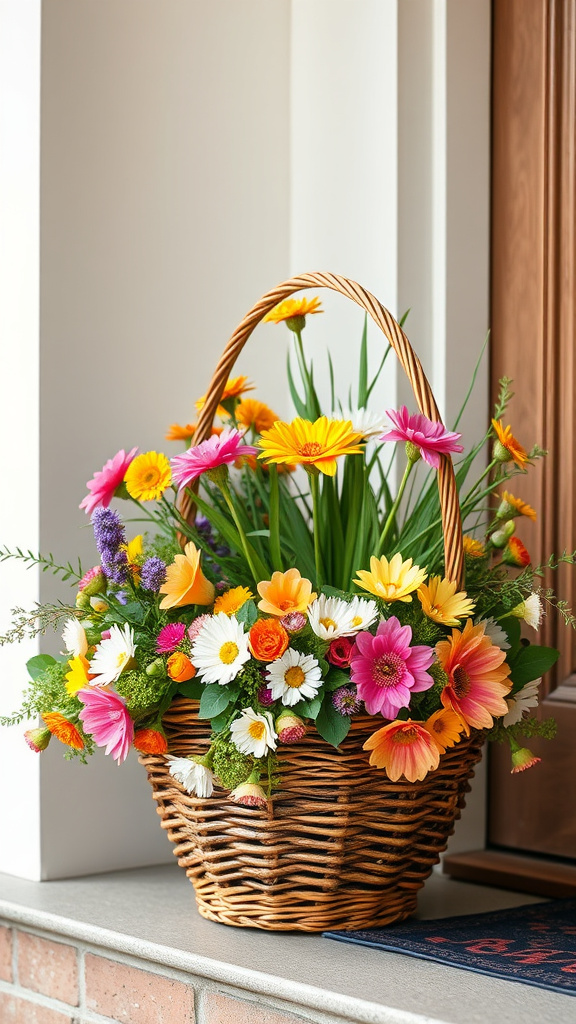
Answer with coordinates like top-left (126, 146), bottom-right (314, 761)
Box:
top-left (235, 398), bottom-right (279, 434)
top-left (258, 417), bottom-right (363, 477)
top-left (354, 553), bottom-right (427, 603)
top-left (263, 296), bottom-right (323, 325)
top-left (213, 586), bottom-right (254, 616)
top-left (64, 655), bottom-right (91, 695)
top-left (463, 536), bottom-right (485, 558)
top-left (195, 375), bottom-right (254, 418)
top-left (424, 708), bottom-right (464, 753)
top-left (491, 419), bottom-right (528, 468)
top-left (124, 451), bottom-right (172, 501)
top-left (498, 490), bottom-right (537, 522)
top-left (417, 576), bottom-right (476, 626)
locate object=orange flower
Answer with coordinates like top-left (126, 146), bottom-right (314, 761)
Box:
top-left (498, 491), bottom-right (537, 522)
top-left (363, 720), bottom-right (440, 782)
top-left (196, 375), bottom-right (254, 418)
top-left (424, 708), bottom-right (464, 753)
top-left (436, 620), bottom-right (511, 733)
top-left (249, 618), bottom-right (289, 661)
top-left (235, 398), bottom-right (279, 434)
top-left (502, 536), bottom-right (531, 567)
top-left (491, 419), bottom-right (528, 467)
top-left (165, 423), bottom-right (222, 443)
top-left (263, 296), bottom-right (323, 324)
top-left (167, 652), bottom-right (196, 682)
top-left (159, 542), bottom-right (215, 609)
top-left (257, 568), bottom-right (316, 617)
top-left (462, 536), bottom-right (485, 558)
top-left (42, 712), bottom-right (84, 750)
top-left (133, 727), bottom-right (168, 754)
top-left (214, 586), bottom-right (253, 615)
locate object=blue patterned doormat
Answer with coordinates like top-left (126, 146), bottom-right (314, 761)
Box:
top-left (324, 899), bottom-right (576, 994)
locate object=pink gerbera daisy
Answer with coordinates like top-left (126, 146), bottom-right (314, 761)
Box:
top-left (437, 619), bottom-right (511, 733)
top-left (156, 622), bottom-right (187, 653)
top-left (350, 616), bottom-right (435, 718)
top-left (380, 407), bottom-right (463, 468)
top-left (170, 428), bottom-right (259, 489)
top-left (80, 447), bottom-right (139, 515)
top-left (78, 687), bottom-right (134, 764)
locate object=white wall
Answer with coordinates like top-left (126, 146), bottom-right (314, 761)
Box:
top-left (0, 0), bottom-right (491, 878)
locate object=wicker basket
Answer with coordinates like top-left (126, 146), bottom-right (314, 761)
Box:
top-left (140, 272), bottom-right (483, 932)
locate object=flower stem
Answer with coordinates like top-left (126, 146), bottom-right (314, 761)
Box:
top-left (218, 479), bottom-right (263, 586)
top-left (377, 459), bottom-right (415, 556)
top-left (294, 329), bottom-right (321, 419)
top-left (308, 470), bottom-right (324, 588)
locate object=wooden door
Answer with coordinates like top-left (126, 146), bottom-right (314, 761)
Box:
top-left (445, 0), bottom-right (576, 894)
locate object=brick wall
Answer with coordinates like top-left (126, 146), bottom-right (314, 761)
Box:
top-left (0, 921), bottom-right (334, 1024)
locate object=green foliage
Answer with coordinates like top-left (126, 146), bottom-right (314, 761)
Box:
top-left (115, 670), bottom-right (171, 719)
top-left (315, 692), bottom-right (351, 747)
top-left (211, 737), bottom-right (253, 789)
top-left (508, 645), bottom-right (560, 691)
top-left (0, 660), bottom-right (79, 727)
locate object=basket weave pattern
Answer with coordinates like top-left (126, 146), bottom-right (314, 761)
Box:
top-left (141, 273), bottom-right (479, 931)
top-left (141, 700), bottom-right (484, 931)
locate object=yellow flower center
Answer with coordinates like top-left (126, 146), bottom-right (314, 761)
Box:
top-left (142, 468), bottom-right (160, 485)
top-left (320, 617), bottom-right (337, 629)
top-left (351, 616), bottom-right (363, 627)
top-left (299, 441), bottom-right (323, 457)
top-left (219, 641), bottom-right (239, 665)
top-left (377, 583), bottom-right (400, 599)
top-left (116, 652), bottom-right (129, 669)
top-left (277, 599), bottom-right (295, 612)
top-left (248, 720), bottom-right (266, 740)
top-left (452, 664), bottom-right (471, 698)
top-left (284, 666), bottom-right (305, 688)
top-left (393, 726), bottom-right (419, 745)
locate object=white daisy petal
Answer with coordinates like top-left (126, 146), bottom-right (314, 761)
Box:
top-left (61, 618), bottom-right (88, 658)
top-left (166, 756), bottom-right (214, 797)
top-left (190, 612), bottom-right (250, 685)
top-left (266, 647), bottom-right (322, 706)
top-left (332, 407), bottom-right (388, 441)
top-left (341, 596), bottom-right (379, 635)
top-left (89, 623), bottom-right (136, 686)
top-left (476, 617), bottom-right (510, 651)
top-left (230, 708), bottom-right (277, 757)
top-left (307, 595), bottom-right (355, 641)
top-left (502, 678), bottom-right (540, 727)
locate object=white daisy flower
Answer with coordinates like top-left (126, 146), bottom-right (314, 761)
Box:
top-left (510, 593), bottom-right (544, 630)
top-left (307, 595), bottom-right (356, 641)
top-left (61, 618), bottom-right (88, 658)
top-left (342, 595), bottom-right (379, 634)
top-left (89, 623), bottom-right (136, 686)
top-left (230, 707), bottom-right (277, 757)
top-left (502, 678), bottom-right (540, 727)
top-left (332, 407), bottom-right (388, 441)
top-left (476, 617), bottom-right (510, 651)
top-left (190, 612), bottom-right (250, 685)
top-left (266, 648), bottom-right (323, 706)
top-left (166, 756), bottom-right (214, 797)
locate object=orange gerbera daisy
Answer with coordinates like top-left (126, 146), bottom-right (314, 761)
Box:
top-left (258, 417), bottom-right (363, 477)
top-left (257, 568), bottom-right (316, 617)
top-left (498, 490), bottom-right (537, 522)
top-left (213, 586), bottom-right (254, 615)
top-left (159, 542), bottom-right (215, 609)
top-left (195, 376), bottom-right (254, 418)
top-left (133, 727), bottom-right (168, 755)
top-left (463, 536), bottom-right (485, 558)
top-left (424, 708), bottom-right (464, 753)
top-left (363, 719), bottom-right (440, 782)
top-left (165, 423), bottom-right (223, 443)
top-left (491, 419), bottom-right (529, 468)
top-left (263, 295), bottom-right (323, 325)
top-left (42, 712), bottom-right (84, 750)
top-left (436, 620), bottom-right (511, 733)
top-left (235, 398), bottom-right (279, 434)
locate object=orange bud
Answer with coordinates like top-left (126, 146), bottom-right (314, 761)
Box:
top-left (167, 651), bottom-right (196, 682)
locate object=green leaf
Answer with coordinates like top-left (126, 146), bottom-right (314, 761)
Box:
top-left (500, 616), bottom-right (521, 655)
top-left (293, 695), bottom-right (322, 720)
top-left (26, 654), bottom-right (57, 680)
top-left (287, 351), bottom-right (308, 418)
top-left (236, 599), bottom-right (258, 628)
top-left (315, 694), bottom-right (351, 747)
top-left (324, 668), bottom-right (351, 691)
top-left (357, 314), bottom-right (369, 407)
top-left (198, 684), bottom-right (232, 719)
top-left (210, 710), bottom-right (229, 733)
top-left (509, 645), bottom-right (560, 690)
top-left (177, 679), bottom-right (204, 700)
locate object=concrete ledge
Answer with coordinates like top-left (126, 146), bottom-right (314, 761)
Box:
top-left (0, 865), bottom-right (571, 1024)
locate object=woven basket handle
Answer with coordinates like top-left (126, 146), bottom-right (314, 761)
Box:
top-left (183, 271), bottom-right (463, 586)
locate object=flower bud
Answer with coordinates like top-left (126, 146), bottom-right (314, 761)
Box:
top-left (405, 440), bottom-right (422, 465)
top-left (257, 685), bottom-right (275, 707)
top-left (146, 657), bottom-right (167, 678)
top-left (230, 781), bottom-right (268, 808)
top-left (502, 537), bottom-right (531, 568)
top-left (90, 595), bottom-right (108, 613)
top-left (511, 746), bottom-right (541, 773)
top-left (275, 710), bottom-right (306, 744)
top-left (167, 652), bottom-right (196, 682)
top-left (78, 566), bottom-right (107, 596)
top-left (490, 520), bottom-right (515, 548)
top-left (75, 591), bottom-right (91, 610)
top-left (133, 725), bottom-right (168, 755)
top-left (24, 727), bottom-right (51, 752)
top-left (280, 612), bottom-right (307, 634)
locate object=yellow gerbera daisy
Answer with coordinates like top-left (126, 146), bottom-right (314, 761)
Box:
top-left (498, 490), bottom-right (537, 522)
top-left (491, 419), bottom-right (528, 468)
top-left (354, 553), bottom-right (427, 603)
top-left (462, 536), bottom-right (485, 558)
top-left (258, 417), bottom-right (363, 477)
top-left (263, 296), bottom-right (323, 325)
top-left (195, 375), bottom-right (254, 418)
top-left (235, 398), bottom-right (279, 434)
top-left (424, 708), bottom-right (464, 753)
top-left (213, 586), bottom-right (254, 616)
top-left (65, 655), bottom-right (91, 695)
top-left (124, 451), bottom-right (172, 501)
top-left (417, 576), bottom-right (476, 626)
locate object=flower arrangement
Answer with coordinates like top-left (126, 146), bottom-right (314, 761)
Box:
top-left (1, 293), bottom-right (571, 809)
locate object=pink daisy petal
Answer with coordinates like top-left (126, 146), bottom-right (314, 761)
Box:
top-left (170, 429), bottom-right (259, 490)
top-left (80, 447), bottom-right (139, 515)
top-left (156, 622), bottom-right (187, 654)
top-left (351, 616), bottom-right (435, 719)
top-left (380, 407), bottom-right (463, 468)
top-left (78, 688), bottom-right (134, 764)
